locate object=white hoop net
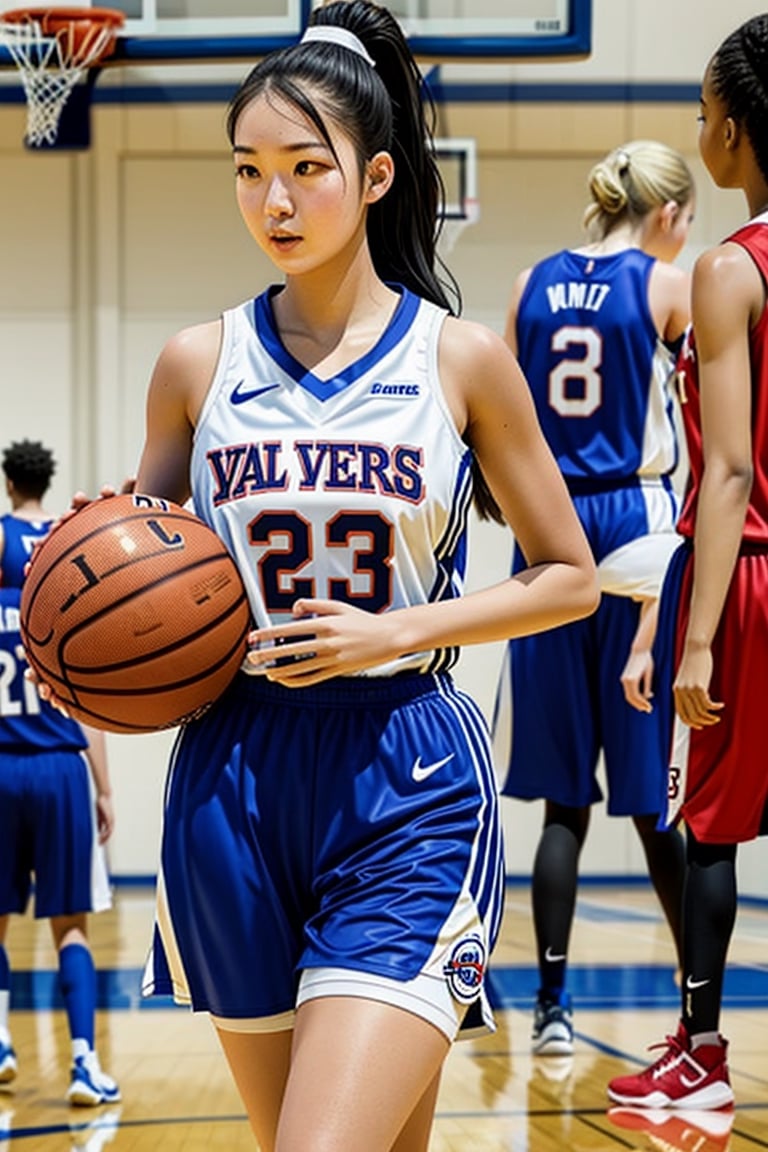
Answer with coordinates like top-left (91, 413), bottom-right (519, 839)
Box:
top-left (437, 197), bottom-right (481, 257)
top-left (0, 16), bottom-right (116, 146)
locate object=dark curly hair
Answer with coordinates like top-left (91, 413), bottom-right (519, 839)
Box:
top-left (2, 439), bottom-right (56, 500)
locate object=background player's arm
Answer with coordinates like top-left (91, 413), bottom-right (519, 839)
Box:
top-left (80, 724), bottom-right (115, 845)
top-left (648, 261), bottom-right (692, 345)
top-left (502, 268), bottom-right (532, 356)
top-left (621, 597), bottom-right (658, 713)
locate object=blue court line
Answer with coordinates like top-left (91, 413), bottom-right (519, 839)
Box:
top-left (487, 963), bottom-right (768, 1012)
top-left (8, 961), bottom-right (768, 1012)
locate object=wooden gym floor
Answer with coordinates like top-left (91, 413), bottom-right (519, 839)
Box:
top-left (1, 881), bottom-right (767, 1151)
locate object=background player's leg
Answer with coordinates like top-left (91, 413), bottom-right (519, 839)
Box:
top-left (632, 814), bottom-right (685, 966)
top-left (682, 831), bottom-right (737, 1037)
top-left (0, 916), bottom-right (16, 1084)
top-left (531, 801), bottom-right (590, 1055)
top-left (50, 914), bottom-right (119, 1106)
top-left (215, 1027), bottom-right (292, 1151)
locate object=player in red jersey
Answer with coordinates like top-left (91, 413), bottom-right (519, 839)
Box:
top-left (608, 13), bottom-right (768, 1111)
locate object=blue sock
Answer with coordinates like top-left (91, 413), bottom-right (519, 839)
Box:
top-left (58, 943), bottom-right (95, 1050)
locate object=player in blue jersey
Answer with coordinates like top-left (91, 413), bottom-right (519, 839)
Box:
top-left (492, 140), bottom-right (695, 1056)
top-left (51, 2), bottom-right (598, 1147)
top-left (0, 440), bottom-right (57, 587)
top-left (0, 440), bottom-right (120, 1108)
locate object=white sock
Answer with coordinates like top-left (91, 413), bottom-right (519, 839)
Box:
top-left (72, 1037), bottom-right (91, 1062)
top-left (691, 1030), bottom-right (721, 1049)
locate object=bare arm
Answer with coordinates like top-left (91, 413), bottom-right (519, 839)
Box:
top-left (673, 243), bottom-right (758, 728)
top-left (649, 262), bottom-right (692, 344)
top-left (135, 321), bottom-right (222, 501)
top-left (80, 723), bottom-right (115, 845)
top-left (502, 268), bottom-right (532, 355)
top-left (621, 598), bottom-right (658, 713)
top-left (622, 260), bottom-right (692, 711)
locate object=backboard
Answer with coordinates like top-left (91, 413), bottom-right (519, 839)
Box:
top-left (0, 1), bottom-right (590, 162)
top-left (0, 0), bottom-right (592, 63)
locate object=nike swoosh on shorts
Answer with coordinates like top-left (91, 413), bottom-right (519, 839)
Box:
top-left (411, 753), bottom-right (455, 782)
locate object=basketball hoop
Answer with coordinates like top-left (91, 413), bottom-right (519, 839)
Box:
top-left (0, 7), bottom-right (124, 148)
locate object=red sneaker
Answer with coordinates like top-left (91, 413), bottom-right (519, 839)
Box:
top-left (607, 1021), bottom-right (734, 1110)
top-left (607, 1105), bottom-right (734, 1152)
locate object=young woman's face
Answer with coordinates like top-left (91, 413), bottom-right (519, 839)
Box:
top-left (697, 63), bottom-right (734, 188)
top-left (232, 90), bottom-right (371, 274)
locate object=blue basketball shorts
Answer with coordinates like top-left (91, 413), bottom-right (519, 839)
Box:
top-left (143, 672), bottom-right (504, 1041)
top-left (0, 749), bottom-right (111, 917)
top-left (493, 480), bottom-right (679, 815)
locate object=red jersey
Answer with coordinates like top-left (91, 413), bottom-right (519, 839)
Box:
top-left (676, 215), bottom-right (768, 542)
top-left (664, 215), bottom-right (768, 843)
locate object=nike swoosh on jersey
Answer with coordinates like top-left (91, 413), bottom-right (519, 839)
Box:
top-left (230, 380), bottom-right (281, 405)
top-left (411, 753), bottom-right (455, 782)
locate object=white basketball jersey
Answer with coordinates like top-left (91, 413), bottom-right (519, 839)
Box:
top-left (190, 286), bottom-right (473, 676)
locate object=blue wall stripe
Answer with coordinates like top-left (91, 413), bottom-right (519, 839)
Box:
top-left (0, 80), bottom-right (700, 107)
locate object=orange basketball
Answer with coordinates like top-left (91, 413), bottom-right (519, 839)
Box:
top-left (19, 494), bottom-right (252, 734)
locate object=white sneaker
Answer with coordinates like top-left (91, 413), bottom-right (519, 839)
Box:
top-left (67, 1053), bottom-right (121, 1107)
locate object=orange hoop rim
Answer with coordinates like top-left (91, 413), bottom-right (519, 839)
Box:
top-left (0, 7), bottom-right (125, 31)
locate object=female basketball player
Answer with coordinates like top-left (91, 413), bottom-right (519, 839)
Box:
top-left (121, 2), bottom-right (598, 1148)
top-left (491, 141), bottom-right (694, 1056)
top-left (608, 13), bottom-right (768, 1110)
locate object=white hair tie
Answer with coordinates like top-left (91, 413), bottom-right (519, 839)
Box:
top-left (300, 26), bottom-right (376, 67)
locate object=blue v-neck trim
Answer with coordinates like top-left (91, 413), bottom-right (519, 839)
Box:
top-left (252, 285), bottom-right (421, 402)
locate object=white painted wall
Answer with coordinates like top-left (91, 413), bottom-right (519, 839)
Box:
top-left (0, 0), bottom-right (764, 895)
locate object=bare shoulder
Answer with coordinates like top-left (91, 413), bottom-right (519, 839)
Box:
top-left (694, 240), bottom-right (760, 289)
top-left (154, 319), bottom-right (222, 379)
top-left (149, 318), bottom-right (223, 418)
top-left (441, 314), bottom-right (510, 369)
top-left (652, 260), bottom-right (690, 289)
top-left (439, 315), bottom-right (532, 434)
top-left (693, 241), bottom-right (764, 324)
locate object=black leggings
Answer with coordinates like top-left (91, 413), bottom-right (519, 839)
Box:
top-left (681, 828), bottom-right (737, 1035)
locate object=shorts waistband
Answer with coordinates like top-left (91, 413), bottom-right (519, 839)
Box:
top-left (228, 670), bottom-right (453, 710)
top-left (565, 474), bottom-right (673, 497)
top-left (678, 536), bottom-right (768, 556)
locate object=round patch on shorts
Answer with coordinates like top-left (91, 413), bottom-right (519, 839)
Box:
top-left (443, 934), bottom-right (486, 1003)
